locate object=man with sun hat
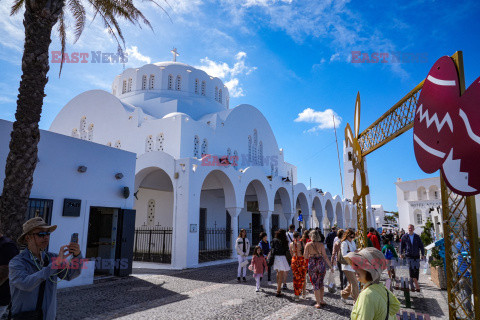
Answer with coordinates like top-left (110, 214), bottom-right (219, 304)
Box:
top-left (8, 217), bottom-right (84, 319)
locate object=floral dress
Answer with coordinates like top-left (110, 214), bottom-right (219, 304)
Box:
top-left (291, 240), bottom-right (307, 296)
top-left (308, 244), bottom-right (327, 291)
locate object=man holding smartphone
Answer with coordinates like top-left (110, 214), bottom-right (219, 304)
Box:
top-left (8, 217), bottom-right (84, 319)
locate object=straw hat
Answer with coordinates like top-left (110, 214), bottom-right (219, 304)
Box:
top-left (344, 247), bottom-right (387, 283)
top-left (18, 217), bottom-right (57, 245)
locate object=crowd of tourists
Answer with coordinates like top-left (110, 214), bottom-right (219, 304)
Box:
top-left (236, 223), bottom-right (428, 319)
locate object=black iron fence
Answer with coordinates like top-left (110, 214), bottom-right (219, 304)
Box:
top-left (133, 227), bottom-right (173, 263)
top-left (199, 228), bottom-right (232, 263)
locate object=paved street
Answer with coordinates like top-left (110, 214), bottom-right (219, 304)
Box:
top-left (58, 262), bottom-right (449, 319)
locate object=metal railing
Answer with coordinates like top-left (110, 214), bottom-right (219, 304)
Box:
top-left (133, 227), bottom-right (173, 263)
top-left (199, 228), bottom-right (232, 263)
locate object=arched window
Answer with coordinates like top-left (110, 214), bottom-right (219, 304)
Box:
top-left (258, 141), bottom-right (263, 166)
top-left (176, 75), bottom-right (181, 91)
top-left (193, 136), bottom-right (200, 158)
top-left (219, 89), bottom-right (222, 103)
top-left (147, 199), bottom-right (155, 226)
top-left (195, 79), bottom-right (199, 94)
top-left (248, 135), bottom-right (252, 163)
top-left (428, 185), bottom-right (439, 200)
top-left (142, 75), bottom-right (147, 90)
top-left (87, 124), bottom-right (94, 141)
top-left (80, 117), bottom-right (87, 132)
top-left (215, 87), bottom-right (218, 101)
top-left (122, 80), bottom-right (127, 94)
top-left (114, 140), bottom-right (121, 148)
top-left (127, 78), bottom-right (132, 92)
top-left (233, 150), bottom-right (239, 169)
top-left (201, 81), bottom-right (206, 96)
top-left (156, 133), bottom-right (164, 151)
top-left (149, 74), bottom-right (155, 89)
top-left (417, 187), bottom-right (426, 200)
top-left (168, 74), bottom-right (173, 90)
top-left (201, 138), bottom-right (208, 156)
top-left (145, 135), bottom-right (154, 152)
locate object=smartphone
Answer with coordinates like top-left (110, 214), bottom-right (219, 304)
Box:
top-left (70, 233), bottom-right (78, 244)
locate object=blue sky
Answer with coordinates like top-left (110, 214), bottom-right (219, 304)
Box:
top-left (1, 0), bottom-right (479, 212)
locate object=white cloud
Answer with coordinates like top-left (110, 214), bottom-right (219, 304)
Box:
top-left (125, 46), bottom-right (151, 65)
top-left (294, 108), bottom-right (342, 132)
top-left (243, 0), bottom-right (292, 8)
top-left (195, 51), bottom-right (256, 97)
top-left (330, 53), bottom-right (340, 62)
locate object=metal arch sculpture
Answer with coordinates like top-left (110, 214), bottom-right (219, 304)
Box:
top-left (345, 51), bottom-right (480, 319)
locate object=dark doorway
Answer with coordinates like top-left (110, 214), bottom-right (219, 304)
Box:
top-left (87, 207), bottom-right (118, 276)
top-left (115, 209), bottom-right (136, 277)
top-left (252, 213), bottom-right (261, 246)
top-left (271, 214), bottom-right (279, 236)
top-left (226, 210), bottom-right (231, 248)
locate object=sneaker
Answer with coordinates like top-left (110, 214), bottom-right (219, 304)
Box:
top-left (283, 284), bottom-right (288, 290)
top-left (256, 288), bottom-right (260, 292)
top-left (237, 277), bottom-right (241, 283)
top-left (243, 277), bottom-right (247, 282)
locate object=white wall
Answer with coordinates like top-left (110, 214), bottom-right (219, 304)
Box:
top-left (134, 188), bottom-right (173, 227)
top-left (0, 119), bottom-right (136, 288)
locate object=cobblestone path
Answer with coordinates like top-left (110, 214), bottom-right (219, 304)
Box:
top-left (57, 262), bottom-right (449, 319)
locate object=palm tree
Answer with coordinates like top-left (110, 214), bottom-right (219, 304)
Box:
top-left (0, 0), bottom-right (165, 242)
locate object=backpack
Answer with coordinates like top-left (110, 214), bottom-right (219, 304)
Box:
top-left (385, 248), bottom-right (394, 260)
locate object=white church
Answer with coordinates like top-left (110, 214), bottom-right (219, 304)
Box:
top-left (49, 52), bottom-right (362, 270)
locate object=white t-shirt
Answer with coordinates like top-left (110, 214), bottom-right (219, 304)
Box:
top-left (341, 240), bottom-right (357, 272)
top-left (287, 232), bottom-right (294, 244)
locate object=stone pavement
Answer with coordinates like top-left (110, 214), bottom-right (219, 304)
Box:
top-left (58, 261), bottom-right (449, 319)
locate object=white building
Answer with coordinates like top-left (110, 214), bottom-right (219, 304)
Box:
top-left (395, 177), bottom-right (443, 236)
top-left (0, 119), bottom-right (136, 288)
top-left (371, 204), bottom-right (386, 229)
top-left (49, 58), bottom-right (359, 269)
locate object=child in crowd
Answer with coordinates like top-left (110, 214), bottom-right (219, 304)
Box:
top-left (382, 238), bottom-right (398, 279)
top-left (250, 246), bottom-right (268, 292)
top-left (258, 232), bottom-right (272, 284)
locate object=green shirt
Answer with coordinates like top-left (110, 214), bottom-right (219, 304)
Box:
top-left (351, 283), bottom-right (400, 320)
top-left (381, 244), bottom-right (398, 259)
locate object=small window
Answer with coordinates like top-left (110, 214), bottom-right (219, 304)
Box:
top-left (127, 78), bottom-right (132, 92)
top-left (114, 140), bottom-right (121, 148)
top-left (156, 133), bottom-right (164, 151)
top-left (107, 142), bottom-right (112, 147)
top-left (149, 74), bottom-right (155, 89)
top-left (176, 75), bottom-right (181, 91)
top-left (142, 75), bottom-right (147, 90)
top-left (195, 79), bottom-right (199, 94)
top-left (201, 81), bottom-right (206, 96)
top-left (233, 150), bottom-right (238, 169)
top-left (71, 128), bottom-right (79, 138)
top-left (87, 124), bottom-right (94, 141)
top-left (145, 135), bottom-right (154, 152)
top-left (258, 141), bottom-right (263, 166)
top-left (194, 136), bottom-right (200, 158)
top-left (147, 199), bottom-right (155, 226)
top-left (416, 214), bottom-right (423, 225)
top-left (201, 138), bottom-right (208, 156)
top-left (215, 87), bottom-right (218, 101)
top-left (122, 80), bottom-right (127, 94)
top-left (219, 89), bottom-right (222, 103)
top-left (434, 191), bottom-right (438, 199)
top-left (248, 136), bottom-right (252, 163)
top-left (168, 74), bottom-right (173, 90)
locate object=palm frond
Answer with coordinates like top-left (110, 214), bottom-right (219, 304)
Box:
top-left (10, 0), bottom-right (25, 15)
top-left (67, 0), bottom-right (86, 43)
top-left (57, 11), bottom-right (67, 77)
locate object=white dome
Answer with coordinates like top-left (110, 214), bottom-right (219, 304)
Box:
top-left (162, 112), bottom-right (189, 119)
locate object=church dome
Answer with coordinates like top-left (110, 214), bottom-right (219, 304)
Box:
top-left (110, 58), bottom-right (230, 109)
top-left (162, 112), bottom-right (189, 119)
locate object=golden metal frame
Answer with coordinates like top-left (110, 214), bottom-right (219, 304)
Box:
top-left (346, 51), bottom-right (479, 319)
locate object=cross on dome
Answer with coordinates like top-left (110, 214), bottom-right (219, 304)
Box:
top-left (171, 48), bottom-right (179, 62)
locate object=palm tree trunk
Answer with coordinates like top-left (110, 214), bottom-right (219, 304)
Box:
top-left (0, 0), bottom-right (64, 241)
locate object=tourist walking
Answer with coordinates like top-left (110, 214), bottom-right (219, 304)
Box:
top-left (250, 246), bottom-right (268, 292)
top-left (340, 229), bottom-right (359, 303)
top-left (235, 229), bottom-right (251, 282)
top-left (382, 238), bottom-right (398, 279)
top-left (0, 232), bottom-right (19, 319)
top-left (304, 229), bottom-right (333, 309)
top-left (289, 232), bottom-right (307, 301)
top-left (345, 247), bottom-right (400, 319)
top-left (400, 224), bottom-right (425, 291)
top-left (271, 229), bottom-right (290, 297)
top-left (258, 232), bottom-right (272, 284)
top-left (9, 217), bottom-right (84, 320)
top-left (331, 229), bottom-right (346, 290)
top-left (301, 230), bottom-right (312, 294)
top-left (325, 227), bottom-right (337, 256)
top-left (367, 227), bottom-right (381, 250)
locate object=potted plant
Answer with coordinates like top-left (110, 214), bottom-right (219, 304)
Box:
top-left (430, 246), bottom-right (447, 289)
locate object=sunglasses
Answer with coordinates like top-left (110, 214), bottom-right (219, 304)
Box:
top-left (32, 232), bottom-right (51, 238)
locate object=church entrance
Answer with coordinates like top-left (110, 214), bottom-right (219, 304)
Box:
top-left (133, 167), bottom-right (174, 264)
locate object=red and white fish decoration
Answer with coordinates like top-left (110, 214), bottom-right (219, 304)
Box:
top-left (414, 56), bottom-right (480, 196)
